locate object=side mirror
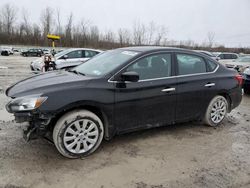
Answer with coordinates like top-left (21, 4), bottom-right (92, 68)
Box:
top-left (121, 71), bottom-right (139, 82)
top-left (63, 55), bottom-right (68, 59)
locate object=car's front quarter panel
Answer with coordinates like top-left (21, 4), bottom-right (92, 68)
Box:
top-left (37, 78), bottom-right (115, 136)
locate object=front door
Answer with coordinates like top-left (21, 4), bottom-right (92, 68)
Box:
top-left (113, 52), bottom-right (177, 133)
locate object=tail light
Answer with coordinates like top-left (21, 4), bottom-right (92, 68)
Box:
top-left (234, 74), bottom-right (243, 86)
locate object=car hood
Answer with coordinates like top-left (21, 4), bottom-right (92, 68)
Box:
top-left (6, 71), bottom-right (92, 98)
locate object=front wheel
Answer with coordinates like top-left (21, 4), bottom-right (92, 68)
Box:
top-left (53, 110), bottom-right (104, 158)
top-left (204, 95), bottom-right (228, 127)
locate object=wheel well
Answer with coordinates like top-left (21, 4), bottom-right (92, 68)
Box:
top-left (218, 92), bottom-right (232, 112)
top-left (48, 105), bottom-right (108, 136)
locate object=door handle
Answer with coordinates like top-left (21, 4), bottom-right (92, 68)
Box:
top-left (161, 88), bottom-right (176, 92)
top-left (205, 83), bottom-right (215, 87)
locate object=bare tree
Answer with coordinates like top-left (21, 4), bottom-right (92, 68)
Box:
top-left (1, 4), bottom-right (17, 35)
top-left (78, 19), bottom-right (91, 46)
top-left (0, 19), bottom-right (3, 33)
top-left (80, 19), bottom-right (90, 37)
top-left (207, 31), bottom-right (215, 48)
top-left (154, 25), bottom-right (168, 45)
top-left (40, 7), bottom-right (54, 37)
top-left (65, 12), bottom-right (73, 46)
top-left (147, 21), bottom-right (156, 45)
top-left (79, 19), bottom-right (90, 32)
top-left (133, 21), bottom-right (146, 45)
top-left (55, 8), bottom-right (62, 35)
top-left (21, 9), bottom-right (31, 36)
top-left (90, 26), bottom-right (100, 47)
top-left (118, 28), bottom-right (131, 46)
top-left (32, 24), bottom-right (42, 45)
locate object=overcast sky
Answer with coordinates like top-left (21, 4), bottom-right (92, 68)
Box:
top-left (1, 0), bottom-right (250, 47)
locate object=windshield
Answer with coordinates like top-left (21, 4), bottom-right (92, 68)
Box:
top-left (74, 49), bottom-right (139, 76)
top-left (54, 49), bottom-right (71, 58)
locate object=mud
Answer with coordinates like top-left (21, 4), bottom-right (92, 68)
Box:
top-left (0, 56), bottom-right (249, 188)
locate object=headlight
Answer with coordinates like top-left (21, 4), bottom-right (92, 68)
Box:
top-left (6, 95), bottom-right (47, 113)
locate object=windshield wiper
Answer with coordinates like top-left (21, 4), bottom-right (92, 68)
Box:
top-left (68, 70), bottom-right (85, 76)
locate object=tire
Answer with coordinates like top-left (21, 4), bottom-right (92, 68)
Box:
top-left (204, 95), bottom-right (228, 127)
top-left (53, 109), bottom-right (104, 158)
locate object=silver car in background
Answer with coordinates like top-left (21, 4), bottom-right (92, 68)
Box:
top-left (225, 56), bottom-right (250, 73)
top-left (30, 48), bottom-right (103, 72)
top-left (194, 50), bottom-right (220, 61)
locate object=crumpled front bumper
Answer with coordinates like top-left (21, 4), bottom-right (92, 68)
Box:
top-left (13, 111), bottom-right (52, 141)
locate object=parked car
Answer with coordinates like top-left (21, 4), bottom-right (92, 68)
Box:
top-left (13, 48), bottom-right (19, 52)
top-left (217, 52), bottom-right (239, 63)
top-left (21, 49), bottom-right (43, 57)
top-left (30, 48), bottom-right (102, 72)
top-left (0, 47), bottom-right (13, 56)
top-left (42, 49), bottom-right (51, 55)
top-left (243, 68), bottom-right (250, 94)
top-left (224, 56), bottom-right (250, 73)
top-left (0, 49), bottom-right (10, 56)
top-left (5, 47), bottom-right (242, 158)
top-left (194, 50), bottom-right (220, 61)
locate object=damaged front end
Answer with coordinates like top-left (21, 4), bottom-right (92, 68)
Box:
top-left (6, 94), bottom-right (52, 141)
top-left (13, 111), bottom-right (52, 141)
top-left (20, 112), bottom-right (52, 141)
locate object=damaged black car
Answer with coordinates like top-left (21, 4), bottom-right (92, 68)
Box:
top-left (5, 47), bottom-right (242, 158)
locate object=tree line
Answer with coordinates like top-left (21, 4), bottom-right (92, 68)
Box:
top-left (0, 3), bottom-right (249, 53)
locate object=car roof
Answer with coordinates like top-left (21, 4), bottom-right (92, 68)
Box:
top-left (119, 46), bottom-right (194, 53)
top-left (67, 48), bottom-right (103, 52)
top-left (218, 52), bottom-right (238, 55)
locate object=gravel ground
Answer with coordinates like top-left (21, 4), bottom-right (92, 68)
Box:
top-left (0, 55), bottom-right (250, 188)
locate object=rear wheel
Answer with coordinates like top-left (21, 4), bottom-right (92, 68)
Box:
top-left (204, 95), bottom-right (228, 127)
top-left (53, 110), bottom-right (104, 158)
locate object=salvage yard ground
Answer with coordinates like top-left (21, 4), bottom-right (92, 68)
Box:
top-left (0, 55), bottom-right (250, 188)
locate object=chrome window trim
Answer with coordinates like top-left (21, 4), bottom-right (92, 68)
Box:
top-left (108, 51), bottom-right (219, 83)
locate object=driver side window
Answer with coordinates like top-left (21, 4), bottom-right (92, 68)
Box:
top-left (66, 50), bottom-right (82, 59)
top-left (126, 53), bottom-right (172, 80)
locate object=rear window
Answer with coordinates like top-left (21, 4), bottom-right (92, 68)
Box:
top-left (207, 59), bottom-right (217, 72)
top-left (84, 50), bottom-right (99, 58)
top-left (177, 54), bottom-right (207, 75)
top-left (232, 54), bottom-right (238, 59)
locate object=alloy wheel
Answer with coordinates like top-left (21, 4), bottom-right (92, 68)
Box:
top-left (63, 119), bottom-right (99, 154)
top-left (210, 98), bottom-right (227, 124)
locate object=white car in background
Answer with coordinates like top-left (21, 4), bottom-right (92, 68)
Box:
top-left (0, 46), bottom-right (14, 55)
top-left (194, 50), bottom-right (220, 61)
top-left (224, 56), bottom-right (250, 73)
top-left (42, 49), bottom-right (51, 55)
top-left (30, 48), bottom-right (103, 72)
top-left (216, 52), bottom-right (239, 63)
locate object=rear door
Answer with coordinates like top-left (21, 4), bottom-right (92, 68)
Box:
top-left (82, 50), bottom-right (99, 62)
top-left (175, 53), bottom-right (219, 122)
top-left (114, 52), bottom-right (177, 132)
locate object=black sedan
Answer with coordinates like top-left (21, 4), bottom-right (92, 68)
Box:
top-left (21, 49), bottom-right (43, 57)
top-left (5, 47), bottom-right (242, 158)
